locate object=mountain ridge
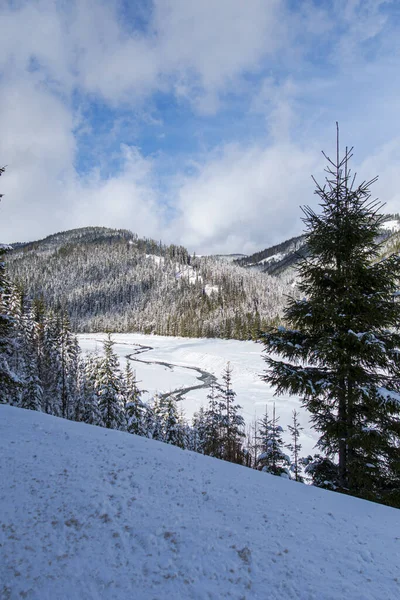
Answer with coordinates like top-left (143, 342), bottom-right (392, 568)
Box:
top-left (6, 226), bottom-right (289, 339)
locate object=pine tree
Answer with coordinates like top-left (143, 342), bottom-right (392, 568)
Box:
top-left (0, 166), bottom-right (20, 403)
top-left (261, 128), bottom-right (400, 505)
top-left (20, 305), bottom-right (43, 411)
top-left (286, 410), bottom-right (304, 482)
top-left (78, 353), bottom-right (102, 425)
top-left (123, 360), bottom-right (146, 435)
top-left (96, 334), bottom-right (124, 429)
top-left (157, 393), bottom-right (186, 448)
top-left (257, 404), bottom-right (290, 476)
top-left (191, 406), bottom-right (207, 453)
top-left (203, 382), bottom-right (223, 458)
top-left (217, 363), bottom-right (245, 463)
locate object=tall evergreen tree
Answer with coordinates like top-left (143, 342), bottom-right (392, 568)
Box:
top-left (20, 306), bottom-right (43, 411)
top-left (191, 406), bottom-right (208, 454)
top-left (257, 404), bottom-right (290, 477)
top-left (203, 382), bottom-right (223, 458)
top-left (0, 167), bottom-right (20, 403)
top-left (217, 363), bottom-right (245, 464)
top-left (286, 410), bottom-right (304, 482)
top-left (261, 129), bottom-right (400, 506)
top-left (123, 360), bottom-right (146, 435)
top-left (96, 334), bottom-right (124, 429)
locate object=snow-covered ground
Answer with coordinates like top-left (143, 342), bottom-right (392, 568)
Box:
top-left (382, 219), bottom-right (400, 232)
top-left (1, 405), bottom-right (399, 600)
top-left (78, 334), bottom-right (317, 454)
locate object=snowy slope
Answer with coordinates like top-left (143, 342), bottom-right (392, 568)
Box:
top-left (1, 406), bottom-right (399, 600)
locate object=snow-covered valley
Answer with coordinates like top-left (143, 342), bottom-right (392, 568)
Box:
top-left (1, 405), bottom-right (399, 600)
top-left (78, 333), bottom-right (317, 455)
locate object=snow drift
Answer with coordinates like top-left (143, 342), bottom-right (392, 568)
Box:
top-left (0, 405), bottom-right (399, 599)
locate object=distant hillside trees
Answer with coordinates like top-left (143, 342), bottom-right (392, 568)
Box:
top-left (261, 132), bottom-right (400, 507)
top-left (6, 227), bottom-right (289, 340)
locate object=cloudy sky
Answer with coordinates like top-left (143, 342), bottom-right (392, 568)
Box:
top-left (1, 0), bottom-right (400, 254)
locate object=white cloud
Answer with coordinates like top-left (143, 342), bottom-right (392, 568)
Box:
top-left (1, 0), bottom-right (400, 255)
top-left (169, 141), bottom-right (321, 255)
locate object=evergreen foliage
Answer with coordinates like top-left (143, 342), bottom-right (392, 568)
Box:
top-left (0, 167), bottom-right (20, 402)
top-left (203, 383), bottom-right (223, 458)
top-left (261, 130), bottom-right (400, 506)
top-left (286, 410), bottom-right (304, 482)
top-left (123, 361), bottom-right (146, 435)
top-left (257, 404), bottom-right (290, 477)
top-left (6, 227), bottom-right (288, 340)
top-left (96, 334), bottom-right (125, 429)
top-left (217, 363), bottom-right (245, 464)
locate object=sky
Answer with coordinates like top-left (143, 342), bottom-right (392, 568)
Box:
top-left (1, 0), bottom-right (400, 254)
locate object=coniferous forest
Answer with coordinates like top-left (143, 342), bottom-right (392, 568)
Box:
top-left (1, 136), bottom-right (400, 509)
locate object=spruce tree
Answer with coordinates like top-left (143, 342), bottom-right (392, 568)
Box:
top-left (257, 404), bottom-right (290, 477)
top-left (0, 166), bottom-right (21, 403)
top-left (96, 334), bottom-right (124, 429)
top-left (217, 363), bottom-right (245, 464)
top-left (261, 128), bottom-right (400, 505)
top-left (191, 406), bottom-right (207, 453)
top-left (203, 382), bottom-right (223, 458)
top-left (286, 410), bottom-right (304, 482)
top-left (123, 360), bottom-right (146, 435)
top-left (20, 305), bottom-right (43, 411)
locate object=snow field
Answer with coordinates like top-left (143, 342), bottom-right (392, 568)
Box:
top-left (1, 405), bottom-right (399, 600)
top-left (78, 333), bottom-right (317, 455)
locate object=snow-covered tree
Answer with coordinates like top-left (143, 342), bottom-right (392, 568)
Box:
top-left (257, 404), bottom-right (290, 477)
top-left (286, 410), bottom-right (304, 482)
top-left (123, 360), bottom-right (146, 435)
top-left (191, 406), bottom-right (208, 453)
top-left (203, 382), bottom-right (223, 458)
top-left (96, 334), bottom-right (124, 429)
top-left (0, 167), bottom-right (20, 403)
top-left (217, 363), bottom-right (245, 464)
top-left (261, 130), bottom-right (400, 505)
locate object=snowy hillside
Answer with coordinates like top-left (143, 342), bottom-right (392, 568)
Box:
top-left (6, 226), bottom-right (288, 339)
top-left (1, 406), bottom-right (399, 600)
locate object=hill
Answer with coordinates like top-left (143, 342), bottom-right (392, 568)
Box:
top-left (6, 227), bottom-right (288, 339)
top-left (236, 214), bottom-right (400, 278)
top-left (0, 405), bottom-right (399, 600)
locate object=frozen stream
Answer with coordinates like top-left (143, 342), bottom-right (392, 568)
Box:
top-left (78, 333), bottom-right (318, 454)
top-left (126, 342), bottom-right (218, 401)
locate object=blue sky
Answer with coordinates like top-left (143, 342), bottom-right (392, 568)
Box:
top-left (1, 0), bottom-right (400, 253)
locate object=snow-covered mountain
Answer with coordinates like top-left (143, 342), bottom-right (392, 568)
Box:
top-left (6, 216), bottom-right (400, 339)
top-left (236, 214), bottom-right (400, 278)
top-left (1, 405), bottom-right (398, 600)
top-left (6, 227), bottom-right (289, 339)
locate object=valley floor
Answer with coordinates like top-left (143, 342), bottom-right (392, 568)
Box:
top-left (78, 333), bottom-right (317, 454)
top-left (1, 405), bottom-right (399, 600)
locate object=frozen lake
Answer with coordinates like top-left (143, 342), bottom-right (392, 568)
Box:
top-left (78, 333), bottom-right (318, 454)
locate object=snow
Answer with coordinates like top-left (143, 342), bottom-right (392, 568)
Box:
top-left (175, 263), bottom-right (198, 284)
top-left (257, 252), bottom-right (284, 265)
top-left (78, 334), bottom-right (317, 454)
top-left (1, 405), bottom-right (399, 600)
top-left (145, 254), bottom-right (165, 267)
top-left (381, 219), bottom-right (400, 232)
top-left (204, 283), bottom-right (219, 296)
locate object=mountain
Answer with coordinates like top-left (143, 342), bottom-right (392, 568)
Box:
top-left (6, 227), bottom-right (289, 339)
top-left (1, 404), bottom-right (398, 600)
top-left (235, 235), bottom-right (307, 278)
top-left (235, 214), bottom-right (400, 279)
